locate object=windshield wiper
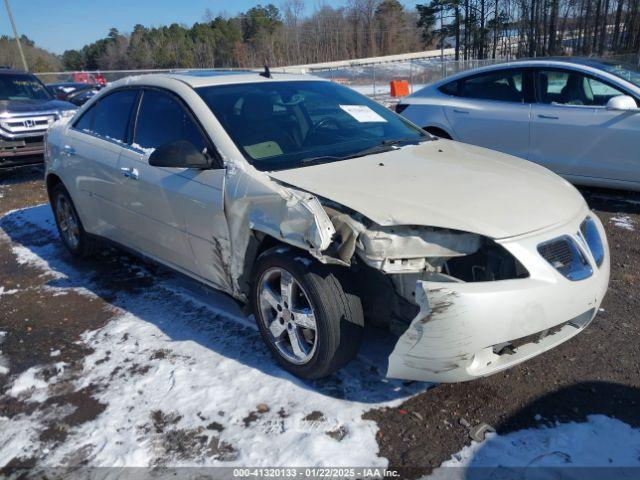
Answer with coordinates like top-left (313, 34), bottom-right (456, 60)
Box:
top-left (299, 137), bottom-right (429, 167)
top-left (343, 137), bottom-right (429, 160)
top-left (300, 155), bottom-right (346, 166)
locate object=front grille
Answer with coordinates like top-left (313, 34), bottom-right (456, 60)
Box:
top-left (538, 239), bottom-right (573, 268)
top-left (538, 236), bottom-right (592, 281)
top-left (0, 114), bottom-right (57, 136)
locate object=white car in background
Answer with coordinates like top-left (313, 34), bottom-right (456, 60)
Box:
top-left (397, 57), bottom-right (640, 192)
top-left (45, 71), bottom-right (609, 382)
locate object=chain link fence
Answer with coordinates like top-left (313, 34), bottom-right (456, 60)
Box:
top-left (308, 58), bottom-right (511, 105)
top-left (34, 53), bottom-right (637, 107)
top-left (33, 58), bottom-right (510, 106)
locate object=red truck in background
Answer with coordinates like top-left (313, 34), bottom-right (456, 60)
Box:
top-left (71, 72), bottom-right (107, 87)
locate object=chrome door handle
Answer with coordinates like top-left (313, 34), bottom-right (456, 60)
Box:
top-left (120, 167), bottom-right (139, 180)
top-left (453, 108), bottom-right (469, 114)
top-left (538, 114), bottom-right (559, 119)
top-left (62, 145), bottom-right (76, 156)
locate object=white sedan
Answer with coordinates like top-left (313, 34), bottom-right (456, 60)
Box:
top-left (397, 57), bottom-right (640, 192)
top-left (45, 70), bottom-right (609, 382)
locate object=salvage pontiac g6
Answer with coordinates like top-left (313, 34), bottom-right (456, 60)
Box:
top-left (44, 71), bottom-right (610, 382)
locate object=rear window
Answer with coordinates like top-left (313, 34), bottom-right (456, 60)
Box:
top-left (438, 81), bottom-right (459, 96)
top-left (439, 70), bottom-right (524, 103)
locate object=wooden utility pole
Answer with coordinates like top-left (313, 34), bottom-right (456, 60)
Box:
top-left (3, 0), bottom-right (28, 71)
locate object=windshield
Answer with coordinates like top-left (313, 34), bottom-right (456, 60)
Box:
top-left (197, 80), bottom-right (428, 171)
top-left (598, 61), bottom-right (640, 88)
top-left (0, 74), bottom-right (52, 101)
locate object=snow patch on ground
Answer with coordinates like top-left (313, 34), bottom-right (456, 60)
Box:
top-left (2, 204), bottom-right (68, 280)
top-left (47, 311), bottom-right (410, 467)
top-left (610, 215), bottom-right (635, 231)
top-left (8, 367), bottom-right (51, 400)
top-left (9, 363), bottom-right (67, 403)
top-left (0, 331), bottom-right (8, 375)
top-left (0, 205), bottom-right (426, 467)
top-left (0, 286), bottom-right (18, 296)
top-left (427, 415), bottom-right (640, 479)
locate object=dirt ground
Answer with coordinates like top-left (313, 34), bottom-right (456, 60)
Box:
top-left (1, 166), bottom-right (639, 476)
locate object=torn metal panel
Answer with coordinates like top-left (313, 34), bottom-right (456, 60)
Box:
top-left (222, 168), bottom-right (336, 299)
top-left (357, 226), bottom-right (481, 273)
top-left (322, 206), bottom-right (367, 264)
top-left (247, 188), bottom-right (335, 253)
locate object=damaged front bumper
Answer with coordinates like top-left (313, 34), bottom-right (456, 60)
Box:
top-left (387, 211), bottom-right (610, 383)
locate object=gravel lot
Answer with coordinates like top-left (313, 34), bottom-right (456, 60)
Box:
top-left (1, 167), bottom-right (639, 475)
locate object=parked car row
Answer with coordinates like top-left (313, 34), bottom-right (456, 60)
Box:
top-left (397, 57), bottom-right (640, 192)
top-left (0, 68), bottom-right (77, 169)
top-left (0, 68), bottom-right (108, 169)
top-left (44, 69), bottom-right (609, 382)
top-left (47, 82), bottom-right (103, 106)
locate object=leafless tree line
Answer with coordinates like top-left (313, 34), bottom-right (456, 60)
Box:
top-left (435, 0), bottom-right (640, 60)
top-left (2, 0), bottom-right (639, 73)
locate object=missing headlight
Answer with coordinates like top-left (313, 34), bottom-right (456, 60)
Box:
top-left (444, 242), bottom-right (529, 282)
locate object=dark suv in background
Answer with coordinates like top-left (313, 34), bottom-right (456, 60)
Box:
top-left (0, 68), bottom-right (76, 169)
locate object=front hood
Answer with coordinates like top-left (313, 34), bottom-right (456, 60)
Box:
top-left (268, 141), bottom-right (586, 239)
top-left (0, 98), bottom-right (76, 115)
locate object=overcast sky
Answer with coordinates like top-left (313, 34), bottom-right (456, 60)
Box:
top-left (0, 0), bottom-right (347, 54)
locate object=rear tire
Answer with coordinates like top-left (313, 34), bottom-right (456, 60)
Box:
top-left (251, 247), bottom-right (364, 379)
top-left (50, 184), bottom-right (97, 258)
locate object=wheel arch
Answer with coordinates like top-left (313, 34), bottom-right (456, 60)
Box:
top-left (237, 231), bottom-right (310, 300)
top-left (45, 172), bottom-right (64, 198)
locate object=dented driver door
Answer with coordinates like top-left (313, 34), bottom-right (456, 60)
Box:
top-left (117, 148), bottom-right (231, 290)
top-left (179, 168), bottom-right (232, 291)
top-left (117, 88), bottom-right (232, 291)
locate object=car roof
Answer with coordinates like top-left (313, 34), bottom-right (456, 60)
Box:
top-left (433, 56), bottom-right (631, 85)
top-left (511, 56), bottom-right (631, 68)
top-left (119, 70), bottom-right (326, 89)
top-left (0, 68), bottom-right (31, 76)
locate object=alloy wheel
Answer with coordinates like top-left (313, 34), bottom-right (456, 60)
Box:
top-left (257, 267), bottom-right (318, 365)
top-left (55, 195), bottom-right (80, 250)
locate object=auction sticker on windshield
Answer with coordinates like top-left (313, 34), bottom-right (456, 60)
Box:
top-left (339, 104), bottom-right (387, 123)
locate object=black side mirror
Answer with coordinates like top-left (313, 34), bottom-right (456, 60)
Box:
top-left (148, 140), bottom-right (210, 169)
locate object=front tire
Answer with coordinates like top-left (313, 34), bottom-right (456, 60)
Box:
top-left (50, 184), bottom-right (97, 258)
top-left (251, 247), bottom-right (364, 379)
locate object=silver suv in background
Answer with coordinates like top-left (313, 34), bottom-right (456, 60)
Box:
top-left (397, 57), bottom-right (640, 192)
top-left (0, 68), bottom-right (76, 169)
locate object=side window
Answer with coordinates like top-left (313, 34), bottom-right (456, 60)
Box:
top-left (74, 105), bottom-right (94, 132)
top-left (134, 89), bottom-right (206, 152)
top-left (457, 70), bottom-right (524, 102)
top-left (586, 77), bottom-right (629, 106)
top-left (438, 81), bottom-right (458, 96)
top-left (537, 69), bottom-right (629, 106)
top-left (74, 89), bottom-right (138, 142)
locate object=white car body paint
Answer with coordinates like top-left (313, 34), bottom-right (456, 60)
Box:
top-left (45, 71), bottom-right (610, 382)
top-left (268, 140), bottom-right (585, 239)
top-left (398, 58), bottom-right (640, 192)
